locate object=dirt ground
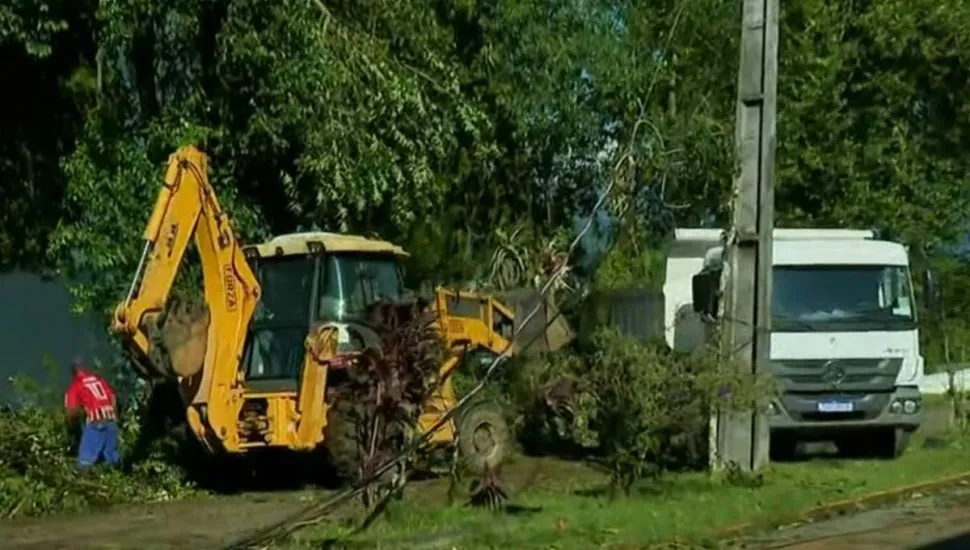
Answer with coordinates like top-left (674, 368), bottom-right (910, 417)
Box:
top-left (0, 455), bottom-right (579, 550)
top-left (0, 490), bottom-right (321, 549)
top-left (0, 401), bottom-right (960, 550)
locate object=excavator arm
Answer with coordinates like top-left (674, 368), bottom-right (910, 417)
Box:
top-left (111, 146), bottom-right (261, 447)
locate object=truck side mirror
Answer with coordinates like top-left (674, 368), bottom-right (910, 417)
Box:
top-left (923, 269), bottom-right (942, 321)
top-left (691, 273), bottom-right (706, 313)
top-left (692, 271), bottom-right (720, 318)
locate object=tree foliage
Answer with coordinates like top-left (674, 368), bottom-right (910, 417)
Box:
top-left (5, 0), bottom-right (970, 520)
top-left (496, 328), bottom-right (776, 494)
top-left (777, 0), bottom-right (970, 248)
top-left (0, 0), bottom-right (965, 314)
top-left (0, 0), bottom-right (95, 272)
top-left (0, 376), bottom-right (194, 518)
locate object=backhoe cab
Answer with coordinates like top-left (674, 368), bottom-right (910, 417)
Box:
top-left (233, 232), bottom-right (516, 454)
top-left (112, 146), bottom-right (515, 477)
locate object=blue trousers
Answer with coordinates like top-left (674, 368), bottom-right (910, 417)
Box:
top-left (77, 421), bottom-right (120, 468)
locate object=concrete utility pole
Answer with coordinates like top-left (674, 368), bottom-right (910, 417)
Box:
top-left (717, 0), bottom-right (779, 472)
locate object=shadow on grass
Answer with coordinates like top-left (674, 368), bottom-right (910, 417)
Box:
top-left (572, 476), bottom-right (714, 499)
top-left (770, 432), bottom-right (958, 465)
top-left (914, 532), bottom-right (970, 550)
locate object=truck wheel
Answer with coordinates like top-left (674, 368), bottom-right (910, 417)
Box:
top-left (456, 400), bottom-right (511, 475)
top-left (769, 432), bottom-right (798, 461)
top-left (878, 428), bottom-right (911, 460)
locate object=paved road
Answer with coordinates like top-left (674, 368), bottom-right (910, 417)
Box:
top-left (749, 486), bottom-right (970, 550)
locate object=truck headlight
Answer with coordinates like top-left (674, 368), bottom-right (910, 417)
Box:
top-left (903, 399), bottom-right (919, 414)
top-left (889, 399), bottom-right (920, 415)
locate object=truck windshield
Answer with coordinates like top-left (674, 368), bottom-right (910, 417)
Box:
top-left (318, 253), bottom-right (404, 323)
top-left (772, 265), bottom-right (915, 332)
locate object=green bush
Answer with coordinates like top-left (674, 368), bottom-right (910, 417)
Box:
top-left (0, 376), bottom-right (196, 518)
top-left (502, 328), bottom-right (777, 494)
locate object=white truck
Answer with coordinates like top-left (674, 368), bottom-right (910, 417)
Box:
top-left (666, 228), bottom-right (928, 459)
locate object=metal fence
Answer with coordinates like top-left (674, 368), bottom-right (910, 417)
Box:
top-left (491, 285), bottom-right (667, 354)
top-left (578, 287), bottom-right (666, 343)
top-left (0, 271), bottom-right (117, 404)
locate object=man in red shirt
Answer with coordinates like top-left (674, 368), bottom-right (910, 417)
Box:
top-left (64, 358), bottom-right (121, 469)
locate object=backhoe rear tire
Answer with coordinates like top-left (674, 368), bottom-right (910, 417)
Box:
top-left (456, 400), bottom-right (511, 475)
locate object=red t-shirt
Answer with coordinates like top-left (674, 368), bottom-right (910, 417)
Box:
top-left (64, 370), bottom-right (117, 423)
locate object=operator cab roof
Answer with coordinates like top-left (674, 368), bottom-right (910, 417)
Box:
top-left (243, 232), bottom-right (410, 259)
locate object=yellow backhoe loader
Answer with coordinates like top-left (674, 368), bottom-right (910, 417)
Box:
top-left (111, 145), bottom-right (516, 478)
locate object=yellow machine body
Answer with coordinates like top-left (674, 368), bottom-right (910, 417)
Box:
top-left (112, 146), bottom-right (515, 455)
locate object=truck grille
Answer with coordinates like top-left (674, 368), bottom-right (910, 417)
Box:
top-left (771, 358), bottom-right (902, 393)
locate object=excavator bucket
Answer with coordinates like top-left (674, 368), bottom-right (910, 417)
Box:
top-left (159, 298), bottom-right (211, 378)
top-left (493, 289), bottom-right (574, 354)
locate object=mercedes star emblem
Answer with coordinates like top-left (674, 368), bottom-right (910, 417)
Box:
top-left (821, 360), bottom-right (847, 388)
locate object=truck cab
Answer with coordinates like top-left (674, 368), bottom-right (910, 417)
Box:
top-left (667, 228), bottom-right (925, 459)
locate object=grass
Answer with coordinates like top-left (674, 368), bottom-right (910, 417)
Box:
top-left (924, 392), bottom-right (953, 406)
top-left (286, 429), bottom-right (970, 550)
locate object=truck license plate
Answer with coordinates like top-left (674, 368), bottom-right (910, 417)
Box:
top-left (817, 400), bottom-right (854, 413)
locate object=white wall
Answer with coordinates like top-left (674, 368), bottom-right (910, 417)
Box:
top-left (919, 367), bottom-right (970, 395)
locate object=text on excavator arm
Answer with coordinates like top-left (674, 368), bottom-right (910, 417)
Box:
top-left (110, 146), bottom-right (261, 448)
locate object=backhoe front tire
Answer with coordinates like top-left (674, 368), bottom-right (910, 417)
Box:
top-left (456, 401), bottom-right (511, 475)
top-left (323, 399), bottom-right (360, 483)
top-left (324, 398), bottom-right (406, 487)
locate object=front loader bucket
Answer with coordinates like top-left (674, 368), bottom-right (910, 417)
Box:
top-left (159, 298), bottom-right (210, 378)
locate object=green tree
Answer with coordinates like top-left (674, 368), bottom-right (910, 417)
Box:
top-left (0, 0), bottom-right (96, 272)
top-left (47, 0), bottom-right (494, 313)
top-left (17, 0), bottom-right (970, 316)
top-left (777, 0), bottom-right (970, 249)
